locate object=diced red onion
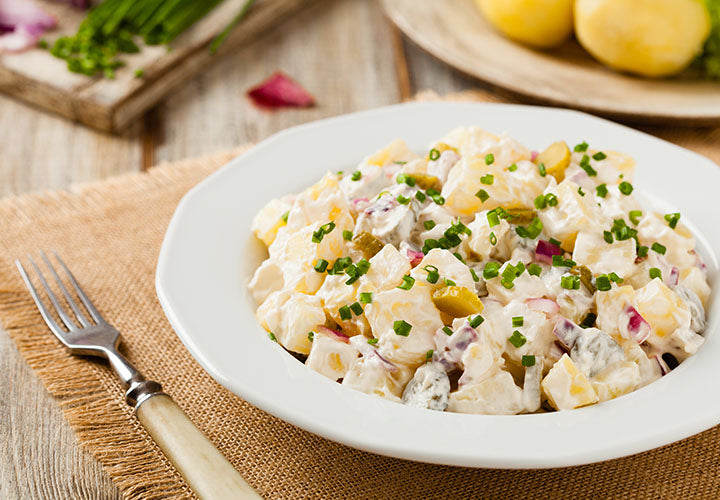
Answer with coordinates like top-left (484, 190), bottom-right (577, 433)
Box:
top-left (553, 318), bottom-right (582, 349)
top-left (666, 267), bottom-right (679, 287)
top-left (0, 0), bottom-right (56, 53)
top-left (526, 297), bottom-right (560, 317)
top-left (318, 325), bottom-right (349, 344)
top-left (530, 151), bottom-right (539, 161)
top-left (535, 240), bottom-right (562, 264)
top-left (371, 350), bottom-right (398, 372)
top-left (352, 197), bottom-right (369, 205)
top-left (655, 355), bottom-right (670, 376)
top-left (548, 341), bottom-right (567, 362)
top-left (247, 72), bottom-right (315, 109)
top-left (620, 305), bottom-right (651, 343)
top-left (407, 249), bottom-right (424, 267)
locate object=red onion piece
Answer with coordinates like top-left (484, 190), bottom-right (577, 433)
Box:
top-left (666, 267), bottom-right (679, 287)
top-left (530, 150), bottom-right (539, 161)
top-left (0, 0), bottom-right (56, 53)
top-left (352, 197), bottom-right (369, 205)
top-left (407, 249), bottom-right (424, 267)
top-left (620, 305), bottom-right (651, 343)
top-left (655, 355), bottom-right (670, 376)
top-left (318, 325), bottom-right (349, 344)
top-left (548, 341), bottom-right (567, 362)
top-left (247, 71), bottom-right (315, 109)
top-left (371, 350), bottom-right (398, 372)
top-left (535, 240), bottom-right (562, 264)
top-left (526, 297), bottom-right (560, 317)
top-left (553, 318), bottom-right (582, 349)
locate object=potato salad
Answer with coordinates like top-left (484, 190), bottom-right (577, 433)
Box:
top-left (249, 127), bottom-right (710, 415)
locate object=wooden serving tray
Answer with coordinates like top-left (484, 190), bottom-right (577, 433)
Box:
top-left (0, 0), bottom-right (310, 132)
top-left (383, 0), bottom-right (720, 126)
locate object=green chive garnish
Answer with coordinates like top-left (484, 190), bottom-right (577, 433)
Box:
top-left (415, 191), bottom-right (427, 202)
top-left (508, 330), bottom-right (527, 348)
top-left (545, 193), bottom-right (558, 206)
top-left (308, 331), bottom-right (314, 342)
top-left (489, 232), bottom-right (497, 245)
top-left (268, 332), bottom-right (277, 342)
top-left (487, 210), bottom-right (500, 227)
top-left (393, 320), bottom-right (412, 336)
top-left (538, 163), bottom-right (547, 177)
top-left (637, 245), bottom-right (649, 258)
top-left (397, 275), bottom-right (415, 290)
top-left (596, 184), bottom-right (608, 198)
top-left (470, 268), bottom-right (480, 282)
top-left (469, 315), bottom-right (484, 328)
top-left (339, 305), bottom-right (352, 320)
top-left (596, 275), bottom-right (611, 291)
top-left (429, 148), bottom-right (440, 161)
top-left (481, 174), bottom-right (494, 185)
top-left (512, 316), bottom-right (524, 327)
top-left (603, 231), bottom-right (614, 244)
top-left (664, 212), bottom-right (681, 229)
top-left (574, 141), bottom-right (589, 152)
top-left (534, 194), bottom-right (547, 209)
top-left (521, 355), bottom-right (536, 367)
top-left (528, 263), bottom-right (542, 276)
top-left (367, 338), bottom-right (379, 345)
top-left (649, 268), bottom-right (662, 280)
top-left (350, 302), bottom-right (363, 316)
top-left (360, 292), bottom-right (373, 304)
top-left (483, 262), bottom-right (500, 279)
top-left (424, 220), bottom-right (436, 230)
top-left (342, 230), bottom-right (353, 241)
top-left (442, 326), bottom-right (453, 336)
top-left (592, 152), bottom-right (607, 161)
top-left (351, 171), bottom-right (362, 181)
top-left (651, 242), bottom-right (666, 255)
top-left (281, 211), bottom-right (289, 223)
top-left (629, 210), bottom-right (643, 225)
top-left (508, 163), bottom-right (518, 172)
top-left (476, 189), bottom-right (490, 202)
top-left (485, 154), bottom-right (494, 165)
top-left (314, 259), bottom-right (329, 272)
top-left (619, 181), bottom-right (634, 195)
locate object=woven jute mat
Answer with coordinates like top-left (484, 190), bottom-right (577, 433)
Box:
top-left (1, 91), bottom-right (719, 500)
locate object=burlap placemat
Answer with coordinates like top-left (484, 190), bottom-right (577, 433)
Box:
top-left (1, 92), bottom-right (719, 500)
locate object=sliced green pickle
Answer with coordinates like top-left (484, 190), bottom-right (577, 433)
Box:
top-left (571, 265), bottom-right (595, 293)
top-left (432, 286), bottom-right (484, 317)
top-left (352, 231), bottom-right (384, 258)
top-left (504, 208), bottom-right (536, 225)
top-left (409, 173), bottom-right (440, 191)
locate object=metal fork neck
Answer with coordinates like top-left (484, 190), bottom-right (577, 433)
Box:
top-left (105, 349), bottom-right (165, 408)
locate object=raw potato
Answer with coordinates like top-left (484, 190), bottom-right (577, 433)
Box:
top-left (574, 0), bottom-right (711, 77)
top-left (475, 0), bottom-right (574, 49)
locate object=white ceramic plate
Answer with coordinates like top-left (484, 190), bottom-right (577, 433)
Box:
top-left (156, 102), bottom-right (719, 468)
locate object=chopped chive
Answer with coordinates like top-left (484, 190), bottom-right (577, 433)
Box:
top-left (574, 141), bottom-right (589, 152)
top-left (356, 259), bottom-right (371, 275)
top-left (424, 265), bottom-right (440, 284)
top-left (351, 171), bottom-right (362, 181)
top-left (281, 211), bottom-right (289, 223)
top-left (350, 302), bottom-right (364, 316)
top-left (528, 263), bottom-right (542, 276)
top-left (485, 153), bottom-right (495, 165)
top-left (422, 238), bottom-right (439, 254)
top-left (308, 331), bottom-right (314, 342)
top-left (592, 152), bottom-right (607, 161)
top-left (444, 278), bottom-right (456, 286)
top-left (578, 187), bottom-right (586, 197)
top-left (360, 292), bottom-right (373, 304)
top-left (367, 338), bottom-right (379, 345)
top-left (470, 268), bottom-right (480, 282)
top-left (649, 268), bottom-right (662, 280)
top-left (608, 272), bottom-right (623, 283)
top-left (393, 320), bottom-right (412, 336)
top-left (487, 210), bottom-right (500, 227)
top-left (596, 275), bottom-right (611, 291)
top-left (549, 237), bottom-right (562, 247)
top-left (579, 155), bottom-right (597, 176)
top-left (480, 174), bottom-right (494, 185)
top-left (442, 326), bottom-right (453, 336)
top-left (476, 189), bottom-right (490, 202)
top-left (552, 255), bottom-right (564, 267)
top-left (453, 252), bottom-right (465, 263)
top-left (545, 193), bottom-right (558, 206)
top-left (508, 330), bottom-right (527, 348)
top-left (637, 245), bottom-right (649, 258)
top-left (512, 316), bottom-right (524, 327)
top-left (489, 232), bottom-right (497, 245)
top-left (429, 148), bottom-right (440, 161)
top-left (483, 262), bottom-right (500, 279)
top-left (396, 194), bottom-right (410, 205)
top-left (619, 181), bottom-right (634, 195)
top-left (603, 231), bottom-right (614, 244)
top-left (314, 259), bottom-right (329, 272)
top-left (397, 275), bottom-right (415, 290)
top-left (394, 161), bottom-right (407, 165)
top-left (423, 220), bottom-right (436, 230)
top-left (534, 194), bottom-right (547, 209)
top-left (268, 332), bottom-right (277, 342)
top-left (664, 212), bottom-right (681, 229)
top-left (339, 305), bottom-right (352, 321)
top-left (596, 184), bottom-right (608, 198)
top-left (521, 355), bottom-right (536, 367)
top-left (431, 194), bottom-right (445, 205)
top-left (415, 191), bottom-right (427, 202)
top-left (538, 163), bottom-right (547, 177)
top-left (425, 350), bottom-right (434, 361)
top-left (500, 279), bottom-right (514, 289)
top-left (469, 315), bottom-right (484, 328)
top-left (396, 173), bottom-right (416, 186)
top-left (337, 170), bottom-right (344, 175)
top-left (343, 230), bottom-right (353, 241)
top-left (628, 210), bottom-right (642, 225)
top-left (651, 242), bottom-right (666, 255)
top-left (508, 163), bottom-right (518, 172)
top-left (561, 275), bottom-right (580, 290)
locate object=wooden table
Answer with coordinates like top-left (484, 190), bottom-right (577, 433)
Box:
top-left (0, 1), bottom-right (480, 497)
top-left (0, 1), bottom-right (716, 498)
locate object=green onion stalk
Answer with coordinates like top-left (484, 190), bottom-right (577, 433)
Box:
top-left (46, 0), bottom-right (256, 79)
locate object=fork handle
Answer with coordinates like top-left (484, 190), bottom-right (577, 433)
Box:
top-left (136, 394), bottom-right (261, 499)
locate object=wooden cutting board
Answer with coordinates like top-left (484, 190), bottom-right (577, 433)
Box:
top-left (0, 0), bottom-right (311, 132)
top-left (383, 0), bottom-right (720, 126)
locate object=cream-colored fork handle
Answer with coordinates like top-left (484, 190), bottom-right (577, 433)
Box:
top-left (136, 394), bottom-right (261, 499)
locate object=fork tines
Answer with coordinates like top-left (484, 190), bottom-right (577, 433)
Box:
top-left (15, 251), bottom-right (104, 338)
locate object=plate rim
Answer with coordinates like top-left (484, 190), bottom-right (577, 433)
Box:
top-left (156, 100), bottom-right (720, 469)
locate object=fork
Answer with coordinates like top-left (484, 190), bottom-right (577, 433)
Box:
top-left (16, 252), bottom-right (261, 500)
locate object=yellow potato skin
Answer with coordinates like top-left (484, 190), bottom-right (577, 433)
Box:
top-left (475, 0), bottom-right (574, 49)
top-left (574, 0), bottom-right (711, 77)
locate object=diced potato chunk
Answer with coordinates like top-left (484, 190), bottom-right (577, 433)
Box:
top-left (342, 355), bottom-right (414, 401)
top-left (251, 197), bottom-right (292, 247)
top-left (635, 279), bottom-right (691, 341)
top-left (306, 330), bottom-right (359, 381)
top-left (542, 354), bottom-right (598, 410)
top-left (256, 291), bottom-right (325, 355)
top-left (248, 258), bottom-right (284, 305)
top-left (448, 370), bottom-right (524, 415)
top-left (572, 231), bottom-right (636, 277)
top-left (591, 361), bottom-right (641, 403)
top-left (535, 141), bottom-right (571, 182)
top-left (432, 286), bottom-right (484, 317)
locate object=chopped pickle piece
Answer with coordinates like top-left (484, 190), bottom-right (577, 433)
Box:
top-left (409, 173), bottom-right (440, 191)
top-left (505, 208), bottom-right (536, 225)
top-left (535, 141), bottom-right (571, 182)
top-left (352, 231), bottom-right (384, 258)
top-left (571, 265), bottom-right (595, 293)
top-left (431, 286), bottom-right (484, 317)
